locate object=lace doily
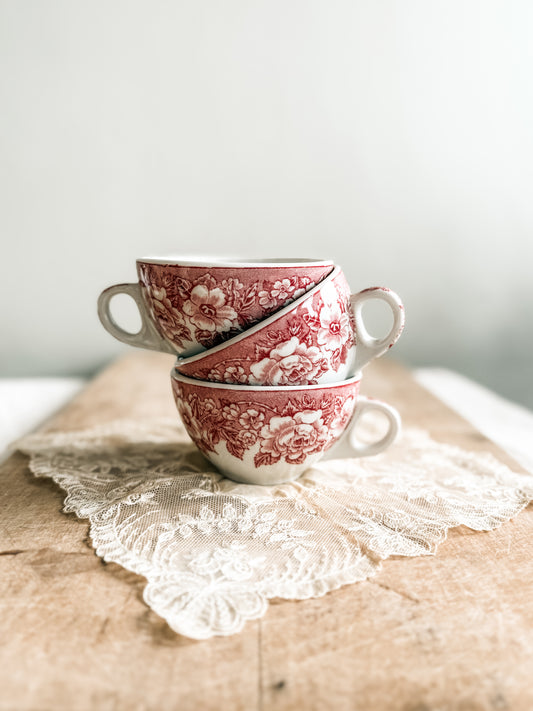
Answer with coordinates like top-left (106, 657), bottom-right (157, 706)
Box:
top-left (16, 417), bottom-right (533, 640)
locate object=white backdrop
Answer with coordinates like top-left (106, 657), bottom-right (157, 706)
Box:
top-left (1, 1), bottom-right (532, 405)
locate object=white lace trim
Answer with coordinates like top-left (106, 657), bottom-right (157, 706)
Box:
top-left (16, 418), bottom-right (533, 640)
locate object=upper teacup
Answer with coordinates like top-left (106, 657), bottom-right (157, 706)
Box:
top-left (176, 266), bottom-right (405, 384)
top-left (97, 257), bottom-right (334, 357)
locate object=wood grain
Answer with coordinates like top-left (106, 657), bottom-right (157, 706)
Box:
top-left (1, 352), bottom-right (531, 711)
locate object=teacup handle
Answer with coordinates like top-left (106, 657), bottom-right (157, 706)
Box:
top-left (325, 396), bottom-right (401, 460)
top-left (350, 287), bottom-right (405, 372)
top-left (97, 283), bottom-right (176, 354)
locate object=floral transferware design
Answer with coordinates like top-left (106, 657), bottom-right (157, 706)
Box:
top-left (143, 286), bottom-right (192, 345)
top-left (178, 275), bottom-right (356, 386)
top-left (138, 263), bottom-right (326, 352)
top-left (183, 285), bottom-right (238, 332)
top-left (249, 337), bottom-right (325, 386)
top-left (16, 418), bottom-right (533, 640)
top-left (174, 383), bottom-right (355, 467)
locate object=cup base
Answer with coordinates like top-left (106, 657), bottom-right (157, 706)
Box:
top-left (204, 448), bottom-right (315, 486)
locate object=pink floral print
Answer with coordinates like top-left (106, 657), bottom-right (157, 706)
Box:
top-left (183, 285), bottom-right (238, 332)
top-left (249, 337), bottom-right (326, 386)
top-left (139, 264), bottom-right (320, 351)
top-left (176, 399), bottom-right (204, 444)
top-left (211, 365), bottom-right (248, 384)
top-left (258, 411), bottom-right (329, 465)
top-left (238, 408), bottom-right (265, 430)
top-left (173, 383), bottom-right (355, 468)
top-left (258, 277), bottom-right (312, 310)
top-left (145, 285), bottom-right (192, 346)
top-left (180, 275), bottom-right (356, 386)
top-left (329, 396), bottom-right (356, 435)
top-left (316, 303), bottom-right (352, 352)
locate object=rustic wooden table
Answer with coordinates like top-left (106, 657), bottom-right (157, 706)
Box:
top-left (1, 353), bottom-right (532, 711)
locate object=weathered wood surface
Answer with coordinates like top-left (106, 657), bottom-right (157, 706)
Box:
top-left (1, 352), bottom-right (532, 711)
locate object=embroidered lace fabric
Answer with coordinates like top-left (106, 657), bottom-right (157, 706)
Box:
top-left (16, 417), bottom-right (533, 640)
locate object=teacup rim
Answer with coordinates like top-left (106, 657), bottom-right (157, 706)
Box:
top-left (171, 368), bottom-right (362, 392)
top-left (137, 256), bottom-right (335, 268)
top-left (176, 265), bottom-right (341, 365)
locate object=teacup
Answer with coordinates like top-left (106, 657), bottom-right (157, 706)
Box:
top-left (176, 266), bottom-right (405, 384)
top-left (171, 370), bottom-right (401, 485)
top-left (97, 257), bottom-right (334, 356)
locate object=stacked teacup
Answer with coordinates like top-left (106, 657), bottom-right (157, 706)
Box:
top-left (98, 257), bottom-right (404, 485)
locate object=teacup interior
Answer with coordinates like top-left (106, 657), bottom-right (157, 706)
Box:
top-left (138, 256), bottom-right (333, 267)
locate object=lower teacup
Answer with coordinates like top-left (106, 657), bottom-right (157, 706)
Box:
top-left (171, 370), bottom-right (401, 485)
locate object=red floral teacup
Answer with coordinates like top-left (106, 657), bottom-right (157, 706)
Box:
top-left (176, 266), bottom-right (405, 384)
top-left (172, 370), bottom-right (400, 485)
top-left (97, 257), bottom-right (334, 357)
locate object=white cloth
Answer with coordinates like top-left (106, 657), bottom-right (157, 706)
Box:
top-left (8, 369), bottom-right (533, 640)
top-left (16, 416), bottom-right (533, 639)
top-left (0, 378), bottom-right (85, 461)
top-left (414, 368), bottom-right (533, 474)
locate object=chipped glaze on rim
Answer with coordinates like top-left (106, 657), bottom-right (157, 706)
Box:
top-left (176, 266), bottom-right (342, 366)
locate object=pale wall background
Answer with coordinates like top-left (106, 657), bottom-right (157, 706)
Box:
top-left (1, 1), bottom-right (532, 405)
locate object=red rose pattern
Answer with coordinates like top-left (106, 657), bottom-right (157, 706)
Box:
top-left (139, 264), bottom-right (319, 351)
top-left (258, 411), bottom-right (329, 465)
top-left (182, 285), bottom-right (238, 333)
top-left (249, 337), bottom-right (326, 385)
top-left (316, 302), bottom-right (352, 351)
top-left (172, 381), bottom-right (356, 468)
top-left (144, 285), bottom-right (192, 346)
top-left (182, 277), bottom-right (356, 385)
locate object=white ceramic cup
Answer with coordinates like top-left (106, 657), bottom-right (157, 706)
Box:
top-left (171, 370), bottom-right (401, 485)
top-left (97, 256), bottom-right (334, 356)
top-left (176, 266), bottom-right (405, 383)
